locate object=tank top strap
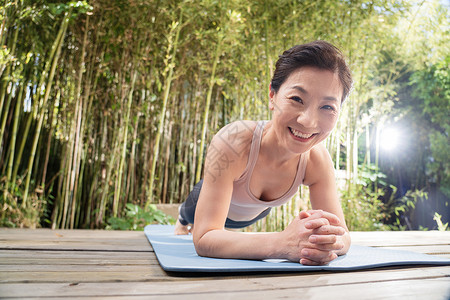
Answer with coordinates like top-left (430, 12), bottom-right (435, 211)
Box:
top-left (247, 120), bottom-right (266, 171)
top-left (238, 120), bottom-right (266, 180)
top-left (297, 149), bottom-right (310, 184)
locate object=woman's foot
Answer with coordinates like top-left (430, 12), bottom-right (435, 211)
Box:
top-left (174, 219), bottom-right (192, 235)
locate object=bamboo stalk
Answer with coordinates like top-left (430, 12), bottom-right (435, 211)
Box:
top-left (148, 15), bottom-right (182, 206)
top-left (141, 89), bottom-right (151, 206)
top-left (62, 83), bottom-right (77, 229)
top-left (69, 97), bottom-right (82, 228)
top-left (0, 3), bottom-right (7, 47)
top-left (97, 110), bottom-right (121, 225)
top-left (6, 80), bottom-right (24, 186)
top-left (114, 70), bottom-right (137, 216)
top-left (69, 15), bottom-right (89, 228)
top-left (191, 92), bottom-right (200, 188)
top-left (74, 149), bottom-right (86, 228)
top-left (365, 123), bottom-right (370, 166)
top-left (51, 143), bottom-right (68, 229)
top-left (39, 100), bottom-right (54, 190)
top-left (195, 36), bottom-right (222, 183)
top-left (352, 104), bottom-right (359, 180)
top-left (82, 38), bottom-right (103, 227)
top-left (22, 9), bottom-right (72, 207)
top-left (161, 118), bottom-right (173, 204)
top-left (11, 106), bottom-right (30, 184)
top-left (126, 92), bottom-right (141, 204)
top-left (12, 45), bottom-right (58, 186)
top-left (0, 27), bottom-right (19, 147)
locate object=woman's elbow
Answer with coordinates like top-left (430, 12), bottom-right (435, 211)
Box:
top-left (193, 230), bottom-right (212, 257)
top-left (338, 231), bottom-right (351, 255)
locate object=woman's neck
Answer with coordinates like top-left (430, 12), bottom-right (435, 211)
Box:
top-left (260, 121), bottom-right (301, 167)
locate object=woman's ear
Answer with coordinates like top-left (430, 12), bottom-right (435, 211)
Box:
top-left (269, 85), bottom-right (275, 111)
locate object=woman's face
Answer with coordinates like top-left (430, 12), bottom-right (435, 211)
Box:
top-left (269, 66), bottom-right (342, 154)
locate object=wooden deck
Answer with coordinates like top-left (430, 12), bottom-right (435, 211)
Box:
top-left (0, 229), bottom-right (449, 299)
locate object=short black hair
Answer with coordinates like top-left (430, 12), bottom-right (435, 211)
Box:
top-left (270, 40), bottom-right (353, 102)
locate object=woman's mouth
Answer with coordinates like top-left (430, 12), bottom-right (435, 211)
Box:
top-left (288, 127), bottom-right (317, 142)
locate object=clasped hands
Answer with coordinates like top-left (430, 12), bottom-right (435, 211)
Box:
top-left (282, 209), bottom-right (346, 265)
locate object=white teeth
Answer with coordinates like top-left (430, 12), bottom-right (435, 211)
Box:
top-left (290, 127), bottom-right (314, 139)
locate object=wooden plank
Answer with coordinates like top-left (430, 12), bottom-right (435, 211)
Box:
top-left (0, 230), bottom-right (152, 252)
top-left (0, 228), bottom-right (146, 239)
top-left (216, 278), bottom-right (450, 300)
top-left (379, 245), bottom-right (450, 256)
top-left (0, 257), bottom-right (158, 266)
top-left (0, 237), bottom-right (151, 251)
top-left (350, 231), bottom-right (450, 246)
top-left (0, 250), bottom-right (154, 260)
top-left (0, 267), bottom-right (448, 298)
top-left (0, 271), bottom-right (173, 283)
top-left (0, 229), bottom-right (150, 251)
top-left (0, 250), bottom-right (165, 283)
top-left (1, 264), bottom-right (166, 272)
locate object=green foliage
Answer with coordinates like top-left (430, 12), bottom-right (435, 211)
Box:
top-left (433, 213), bottom-right (449, 231)
top-left (410, 57), bottom-right (450, 197)
top-left (340, 187), bottom-right (390, 232)
top-left (411, 57), bottom-right (450, 124)
top-left (47, 1), bottom-right (93, 17)
top-left (388, 189), bottom-right (427, 230)
top-left (0, 182), bottom-right (46, 228)
top-left (106, 204), bottom-right (175, 231)
top-left (341, 165), bottom-right (394, 231)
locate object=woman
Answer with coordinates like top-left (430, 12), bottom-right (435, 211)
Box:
top-left (175, 40), bottom-right (352, 266)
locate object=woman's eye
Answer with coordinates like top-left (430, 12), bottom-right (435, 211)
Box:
top-left (322, 105), bottom-right (336, 111)
top-left (290, 96), bottom-right (303, 103)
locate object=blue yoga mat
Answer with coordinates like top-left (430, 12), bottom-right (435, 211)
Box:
top-left (144, 225), bottom-right (450, 273)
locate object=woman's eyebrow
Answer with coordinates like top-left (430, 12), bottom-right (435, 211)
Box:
top-left (324, 96), bottom-right (338, 102)
top-left (291, 85), bottom-right (338, 102)
top-left (290, 85), bottom-right (308, 94)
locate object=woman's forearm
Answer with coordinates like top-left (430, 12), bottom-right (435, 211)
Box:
top-left (194, 229), bottom-right (283, 260)
top-left (194, 212), bottom-right (348, 264)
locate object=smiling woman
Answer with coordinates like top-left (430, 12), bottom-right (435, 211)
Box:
top-left (175, 40), bottom-right (354, 266)
top-left (268, 66), bottom-right (342, 155)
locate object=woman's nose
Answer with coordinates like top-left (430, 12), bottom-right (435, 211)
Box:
top-left (297, 108), bottom-right (318, 129)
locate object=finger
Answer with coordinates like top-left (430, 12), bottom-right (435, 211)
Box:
top-left (301, 248), bottom-right (338, 265)
top-left (309, 234), bottom-right (337, 244)
top-left (308, 236), bottom-right (344, 251)
top-left (298, 210), bottom-right (311, 220)
top-left (304, 217), bottom-right (330, 229)
top-left (306, 209), bottom-right (323, 215)
top-left (299, 258), bottom-right (320, 266)
top-left (312, 225), bottom-right (346, 236)
top-left (307, 210), bottom-right (341, 225)
top-left (309, 243), bottom-right (344, 252)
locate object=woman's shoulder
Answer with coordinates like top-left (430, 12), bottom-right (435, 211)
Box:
top-left (303, 143), bottom-right (335, 186)
top-left (308, 143), bottom-right (332, 163)
top-left (206, 120), bottom-right (258, 179)
top-left (216, 120), bottom-right (258, 138)
top-left (211, 120), bottom-right (258, 156)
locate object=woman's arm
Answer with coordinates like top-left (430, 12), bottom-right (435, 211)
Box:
top-left (192, 124), bottom-right (282, 260)
top-left (192, 123), bottom-right (345, 263)
top-left (303, 143), bottom-right (351, 263)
